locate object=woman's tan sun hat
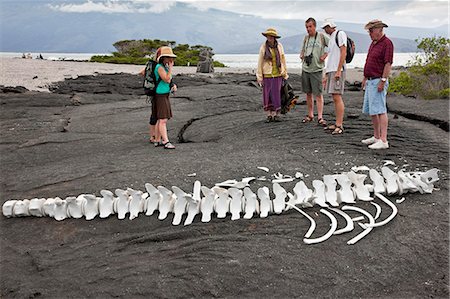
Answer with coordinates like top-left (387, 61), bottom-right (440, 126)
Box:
top-left (365, 19), bottom-right (388, 30)
top-left (262, 28), bottom-right (281, 39)
top-left (157, 46), bottom-right (177, 61)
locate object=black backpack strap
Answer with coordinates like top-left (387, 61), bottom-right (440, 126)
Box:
top-left (335, 30), bottom-right (341, 47)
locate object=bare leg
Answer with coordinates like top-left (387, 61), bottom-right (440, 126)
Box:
top-left (155, 121), bottom-right (161, 143)
top-left (378, 113), bottom-right (388, 142)
top-left (149, 124), bottom-right (157, 142)
top-left (306, 93), bottom-right (314, 118)
top-left (315, 94), bottom-right (324, 120)
top-left (371, 115), bottom-right (381, 139)
top-left (332, 94), bottom-right (345, 127)
top-left (158, 119), bottom-right (169, 144)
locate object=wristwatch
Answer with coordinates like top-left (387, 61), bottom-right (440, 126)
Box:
top-left (381, 78), bottom-right (387, 82)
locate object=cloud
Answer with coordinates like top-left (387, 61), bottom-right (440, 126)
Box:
top-left (48, 0), bottom-right (176, 14)
top-left (46, 0), bottom-right (449, 28)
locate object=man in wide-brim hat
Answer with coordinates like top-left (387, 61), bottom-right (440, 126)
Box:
top-left (361, 19), bottom-right (394, 150)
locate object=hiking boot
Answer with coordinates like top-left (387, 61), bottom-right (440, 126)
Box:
top-left (361, 136), bottom-right (379, 145)
top-left (368, 140), bottom-right (389, 150)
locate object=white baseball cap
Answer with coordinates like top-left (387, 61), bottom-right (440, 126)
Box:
top-left (321, 18), bottom-right (337, 29)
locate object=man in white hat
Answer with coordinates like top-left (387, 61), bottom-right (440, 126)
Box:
top-left (361, 19), bottom-right (394, 150)
top-left (321, 18), bottom-right (347, 135)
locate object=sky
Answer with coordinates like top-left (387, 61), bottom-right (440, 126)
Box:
top-left (45, 0), bottom-right (450, 28)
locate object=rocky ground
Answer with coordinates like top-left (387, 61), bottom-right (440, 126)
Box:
top-left (0, 72), bottom-right (448, 298)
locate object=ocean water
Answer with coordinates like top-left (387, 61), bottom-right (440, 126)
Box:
top-left (214, 53), bottom-right (420, 69)
top-left (1, 52), bottom-right (420, 69)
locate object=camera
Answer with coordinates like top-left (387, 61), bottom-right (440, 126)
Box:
top-left (304, 53), bottom-right (313, 66)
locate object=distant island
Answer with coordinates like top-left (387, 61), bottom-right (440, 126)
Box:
top-left (90, 39), bottom-right (225, 67)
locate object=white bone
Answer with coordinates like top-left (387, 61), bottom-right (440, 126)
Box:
top-left (115, 190), bottom-right (130, 220)
top-left (383, 160), bottom-right (396, 166)
top-left (141, 193), bottom-right (149, 212)
top-left (272, 183), bottom-right (287, 214)
top-left (187, 173), bottom-right (197, 177)
top-left (342, 206), bottom-right (374, 244)
top-left (257, 166), bottom-right (269, 172)
top-left (362, 193), bottom-right (398, 228)
top-left (396, 197), bottom-right (406, 204)
top-left (285, 192), bottom-right (296, 211)
top-left (351, 216), bottom-right (365, 222)
top-left (273, 172), bottom-right (283, 180)
top-left (323, 175), bottom-right (339, 207)
top-left (293, 181), bottom-right (314, 207)
top-left (185, 181), bottom-right (201, 226)
top-left (285, 203), bottom-right (316, 238)
top-left (145, 183), bottom-right (160, 216)
top-left (128, 189), bottom-right (143, 220)
top-left (200, 186), bottom-right (215, 223)
top-left (53, 197), bottom-right (68, 221)
top-left (371, 202), bottom-right (382, 220)
top-left (99, 190), bottom-right (114, 218)
top-left (242, 177), bottom-right (256, 184)
top-left (420, 168), bottom-right (440, 184)
top-left (43, 198), bottom-right (56, 217)
top-left (407, 172), bottom-right (434, 193)
top-left (13, 199), bottom-right (30, 217)
top-left (66, 196), bottom-right (84, 219)
top-left (351, 166), bottom-right (370, 172)
top-left (214, 189), bottom-right (230, 218)
top-left (369, 169), bottom-right (386, 194)
top-left (347, 171), bottom-right (372, 201)
top-left (243, 187), bottom-right (259, 219)
top-left (312, 180), bottom-right (328, 207)
top-left (397, 170), bottom-right (419, 193)
top-left (271, 178), bottom-right (295, 184)
top-left (83, 194), bottom-right (99, 220)
top-left (171, 186), bottom-right (188, 225)
top-left (215, 179), bottom-right (238, 188)
top-left (184, 194), bottom-right (200, 226)
top-left (329, 208), bottom-right (354, 235)
top-left (257, 186), bottom-right (271, 218)
top-left (157, 186), bottom-right (174, 220)
top-left (295, 172), bottom-right (304, 179)
top-left (381, 167), bottom-right (399, 195)
top-left (2, 200), bottom-right (17, 217)
top-left (228, 188), bottom-right (243, 220)
top-left (335, 174), bottom-right (355, 203)
top-left (28, 198), bottom-right (46, 217)
top-left (303, 209), bottom-right (337, 244)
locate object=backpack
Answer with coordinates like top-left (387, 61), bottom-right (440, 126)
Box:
top-left (143, 60), bottom-right (161, 96)
top-left (335, 30), bottom-right (355, 63)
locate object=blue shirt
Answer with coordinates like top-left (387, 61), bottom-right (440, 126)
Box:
top-left (154, 64), bottom-right (171, 94)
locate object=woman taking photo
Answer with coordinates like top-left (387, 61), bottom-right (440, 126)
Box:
top-left (153, 46), bottom-right (177, 149)
top-left (256, 28), bottom-right (289, 122)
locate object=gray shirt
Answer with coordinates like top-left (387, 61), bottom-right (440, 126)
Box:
top-left (301, 32), bottom-right (329, 73)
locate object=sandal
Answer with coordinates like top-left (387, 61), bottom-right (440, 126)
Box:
top-left (302, 115), bottom-right (314, 123)
top-left (163, 142), bottom-right (176, 149)
top-left (154, 141), bottom-right (164, 147)
top-left (318, 118), bottom-right (327, 127)
top-left (331, 126), bottom-right (344, 135)
top-left (265, 116), bottom-right (273, 123)
top-left (272, 116), bottom-right (281, 122)
top-left (324, 124), bottom-right (337, 131)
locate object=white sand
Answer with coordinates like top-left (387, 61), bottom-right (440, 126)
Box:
top-left (0, 57), bottom-right (363, 92)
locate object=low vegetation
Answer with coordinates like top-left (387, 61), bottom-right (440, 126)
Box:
top-left (90, 39), bottom-right (225, 67)
top-left (389, 36), bottom-right (449, 99)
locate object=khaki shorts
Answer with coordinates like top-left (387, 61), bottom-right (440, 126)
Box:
top-left (302, 70), bottom-right (323, 95)
top-left (326, 71), bottom-right (346, 95)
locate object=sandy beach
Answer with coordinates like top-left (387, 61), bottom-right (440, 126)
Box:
top-left (0, 58), bottom-right (448, 298)
top-left (0, 57), bottom-right (365, 92)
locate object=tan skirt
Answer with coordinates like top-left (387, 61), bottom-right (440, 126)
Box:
top-left (152, 93), bottom-right (173, 120)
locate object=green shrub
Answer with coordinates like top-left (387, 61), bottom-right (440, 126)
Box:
top-left (389, 36), bottom-right (449, 100)
top-left (90, 39), bottom-right (224, 67)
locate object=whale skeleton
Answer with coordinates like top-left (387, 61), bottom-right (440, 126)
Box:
top-left (2, 167), bottom-right (440, 245)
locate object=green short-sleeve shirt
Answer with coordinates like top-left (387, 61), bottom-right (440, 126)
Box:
top-left (154, 64), bottom-right (171, 94)
top-left (301, 32), bottom-right (330, 73)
